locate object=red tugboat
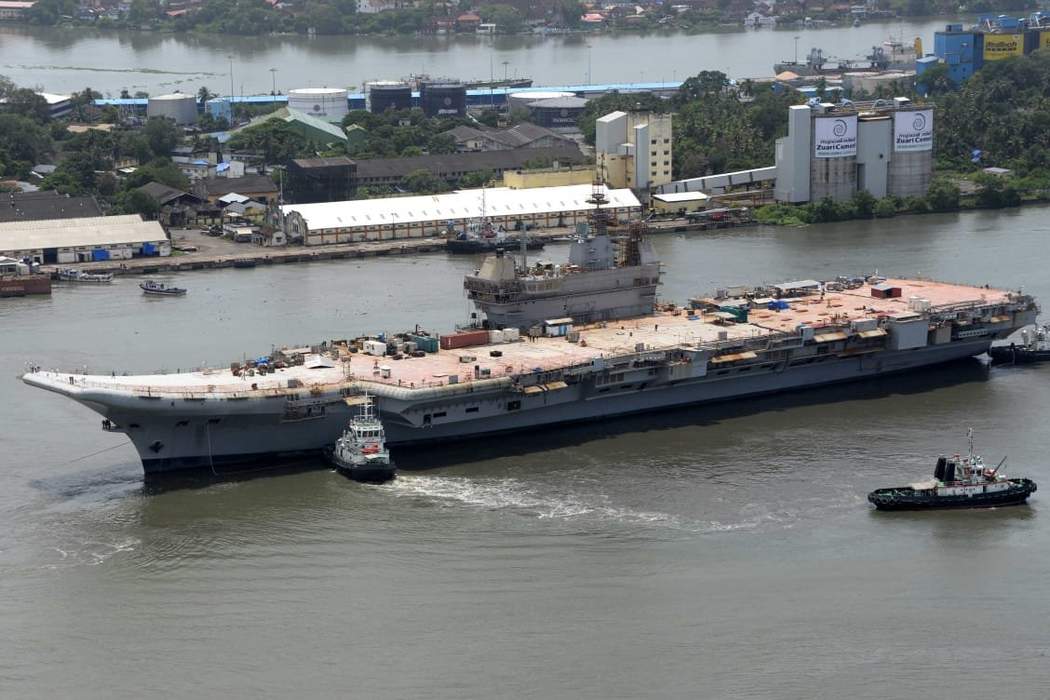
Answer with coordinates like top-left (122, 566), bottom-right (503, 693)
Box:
top-left (868, 430), bottom-right (1037, 510)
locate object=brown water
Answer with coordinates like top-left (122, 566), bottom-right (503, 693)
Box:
top-left (2, 208), bottom-right (1050, 698)
top-left (0, 19), bottom-right (951, 95)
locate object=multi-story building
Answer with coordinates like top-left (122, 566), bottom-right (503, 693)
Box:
top-left (594, 111), bottom-right (673, 191)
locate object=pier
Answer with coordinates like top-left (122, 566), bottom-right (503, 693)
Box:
top-left (41, 213), bottom-right (755, 277)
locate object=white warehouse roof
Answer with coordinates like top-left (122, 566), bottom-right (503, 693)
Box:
top-left (0, 215), bottom-right (168, 251)
top-left (281, 184), bottom-right (641, 232)
top-left (653, 191), bottom-right (710, 203)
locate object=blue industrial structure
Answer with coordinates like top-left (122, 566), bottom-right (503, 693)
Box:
top-left (933, 24), bottom-right (983, 84)
top-left (93, 80), bottom-right (684, 118)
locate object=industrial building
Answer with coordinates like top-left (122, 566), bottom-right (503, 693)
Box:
top-left (234, 106), bottom-right (347, 146)
top-left (146, 92), bottom-right (198, 125)
top-left (353, 146), bottom-right (586, 188)
top-left (526, 95), bottom-right (590, 130)
top-left (595, 111), bottom-right (673, 191)
top-left (287, 88), bottom-right (349, 124)
top-left (195, 175), bottom-right (279, 205)
top-left (507, 91), bottom-right (574, 113)
top-left (365, 81), bottom-right (412, 113)
top-left (775, 98), bottom-right (933, 203)
top-left (929, 22), bottom-right (1050, 84)
top-left (0, 215), bottom-right (171, 264)
top-left (287, 157), bottom-right (357, 203)
top-left (420, 83), bottom-right (467, 118)
top-left (0, 190), bottom-right (103, 223)
top-left (442, 123), bottom-right (576, 152)
top-left (277, 183), bottom-right (641, 245)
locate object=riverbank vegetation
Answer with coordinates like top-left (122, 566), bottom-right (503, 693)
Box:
top-left (20, 0), bottom-right (1033, 38)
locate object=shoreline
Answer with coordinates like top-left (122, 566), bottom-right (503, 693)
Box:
top-left (42, 215), bottom-right (753, 278)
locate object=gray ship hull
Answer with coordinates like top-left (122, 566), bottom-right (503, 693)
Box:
top-left (92, 338), bottom-right (994, 474)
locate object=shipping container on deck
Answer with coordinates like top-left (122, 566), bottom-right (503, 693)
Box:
top-left (440, 330), bottom-right (490, 350)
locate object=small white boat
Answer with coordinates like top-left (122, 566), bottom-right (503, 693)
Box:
top-left (57, 268), bottom-right (113, 283)
top-left (326, 394), bottom-right (396, 483)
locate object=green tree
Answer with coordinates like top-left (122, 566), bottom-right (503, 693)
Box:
top-left (873, 198), bottom-right (898, 218)
top-left (925, 178), bottom-right (960, 211)
top-left (401, 168), bottom-right (449, 193)
top-left (0, 114), bottom-right (53, 175)
top-left (852, 189), bottom-right (876, 218)
top-left (143, 117), bottom-right (180, 156)
top-left (477, 3), bottom-right (523, 32)
top-left (122, 189), bottom-right (161, 218)
top-left (226, 119), bottom-right (318, 162)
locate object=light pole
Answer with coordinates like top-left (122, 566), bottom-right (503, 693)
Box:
top-left (269, 67), bottom-right (278, 97)
top-left (794, 35), bottom-right (800, 64)
top-left (586, 45), bottom-right (592, 85)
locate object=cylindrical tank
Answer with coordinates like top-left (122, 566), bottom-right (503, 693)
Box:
top-left (887, 108), bottom-right (934, 199)
top-left (367, 81), bottom-right (413, 113)
top-left (507, 90), bottom-right (574, 113)
top-left (420, 82), bottom-right (466, 118)
top-left (146, 92), bottom-right (198, 125)
top-left (526, 95), bottom-right (589, 128)
top-left (287, 87), bottom-right (349, 123)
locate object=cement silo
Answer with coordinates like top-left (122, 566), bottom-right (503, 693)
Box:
top-left (507, 90), bottom-right (574, 114)
top-left (887, 107), bottom-right (934, 198)
top-left (146, 92), bottom-right (198, 125)
top-left (809, 108), bottom-right (858, 202)
top-left (366, 81), bottom-right (413, 113)
top-left (420, 82), bottom-right (466, 117)
top-left (288, 87), bottom-right (349, 123)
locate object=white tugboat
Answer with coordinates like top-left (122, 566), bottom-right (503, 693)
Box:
top-left (868, 429), bottom-right (1037, 510)
top-left (326, 394), bottom-right (396, 483)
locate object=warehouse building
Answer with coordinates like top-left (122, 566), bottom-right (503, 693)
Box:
top-left (0, 215), bottom-right (171, 264)
top-left (774, 98), bottom-right (933, 203)
top-left (0, 190), bottom-right (103, 223)
top-left (277, 183), bottom-right (640, 245)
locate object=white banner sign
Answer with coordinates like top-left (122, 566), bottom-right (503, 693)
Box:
top-left (814, 115), bottom-right (857, 158)
top-left (894, 109), bottom-right (934, 152)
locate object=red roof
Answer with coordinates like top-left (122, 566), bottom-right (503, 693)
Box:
top-left (457, 12), bottom-right (480, 20)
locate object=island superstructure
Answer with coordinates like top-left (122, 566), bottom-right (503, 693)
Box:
top-left (21, 189), bottom-right (1039, 474)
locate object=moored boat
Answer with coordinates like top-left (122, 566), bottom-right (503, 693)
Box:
top-left (868, 430), bottom-right (1037, 510)
top-left (57, 268), bottom-right (113, 284)
top-left (0, 256), bottom-right (51, 297)
top-left (326, 394), bottom-right (396, 483)
top-left (140, 280), bottom-right (187, 296)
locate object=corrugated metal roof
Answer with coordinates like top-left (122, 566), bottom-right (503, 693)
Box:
top-left (281, 184), bottom-right (641, 232)
top-left (710, 350), bottom-right (758, 363)
top-left (857, 328), bottom-right (888, 338)
top-left (0, 215), bottom-right (167, 250)
top-left (814, 331), bottom-right (849, 343)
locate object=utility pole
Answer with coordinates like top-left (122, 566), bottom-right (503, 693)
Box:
top-left (586, 45), bottom-right (592, 85)
top-left (227, 55), bottom-right (234, 122)
top-left (269, 67), bottom-right (278, 97)
top-left (794, 36), bottom-right (800, 64)
top-left (502, 60), bottom-right (509, 82)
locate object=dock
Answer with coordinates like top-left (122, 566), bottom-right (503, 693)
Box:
top-left (39, 213), bottom-right (755, 278)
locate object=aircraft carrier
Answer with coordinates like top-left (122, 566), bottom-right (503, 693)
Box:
top-left (21, 188), bottom-right (1039, 474)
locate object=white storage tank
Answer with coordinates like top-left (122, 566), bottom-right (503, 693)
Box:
top-left (146, 92), bottom-right (198, 125)
top-left (287, 87), bottom-right (349, 123)
top-left (507, 90), bottom-right (574, 113)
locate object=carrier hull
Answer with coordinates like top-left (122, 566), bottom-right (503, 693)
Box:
top-left (30, 338), bottom-right (993, 475)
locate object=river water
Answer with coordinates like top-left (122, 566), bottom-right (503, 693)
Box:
top-left (2, 207), bottom-right (1050, 697)
top-left (0, 19), bottom-right (952, 95)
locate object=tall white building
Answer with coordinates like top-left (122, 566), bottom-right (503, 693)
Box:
top-left (595, 111), bottom-right (673, 191)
